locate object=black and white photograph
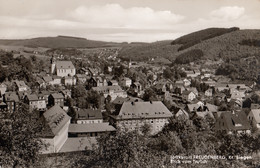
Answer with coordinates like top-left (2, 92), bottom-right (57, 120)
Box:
top-left (0, 0), bottom-right (260, 167)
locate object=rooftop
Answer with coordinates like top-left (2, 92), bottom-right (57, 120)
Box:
top-left (56, 61), bottom-right (75, 69)
top-left (43, 105), bottom-right (71, 137)
top-left (113, 101), bottom-right (172, 120)
top-left (69, 123), bottom-right (116, 133)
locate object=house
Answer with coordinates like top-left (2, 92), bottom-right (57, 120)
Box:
top-left (185, 70), bottom-right (200, 78)
top-left (108, 80), bottom-right (119, 86)
top-left (205, 88), bottom-right (213, 97)
top-left (76, 74), bottom-right (88, 84)
top-left (0, 83), bottom-right (7, 96)
top-left (4, 92), bottom-right (19, 112)
top-left (120, 77), bottom-right (132, 87)
top-left (40, 105), bottom-right (71, 153)
top-left (187, 87), bottom-right (198, 96)
top-left (60, 90), bottom-right (71, 99)
top-left (88, 68), bottom-right (99, 77)
top-left (52, 76), bottom-right (62, 85)
top-left (51, 60), bottom-right (76, 77)
top-left (75, 109), bottom-right (103, 124)
top-left (182, 91), bottom-right (196, 102)
top-left (68, 123), bottom-right (116, 137)
top-left (247, 109), bottom-right (260, 129)
top-left (214, 111), bottom-right (251, 134)
top-left (15, 80), bottom-right (28, 92)
top-left (88, 77), bottom-right (107, 89)
top-left (174, 108), bottom-right (189, 120)
top-left (92, 85), bottom-right (127, 101)
top-left (131, 82), bottom-right (142, 93)
top-left (62, 76), bottom-right (76, 86)
top-left (110, 101), bottom-right (173, 135)
top-left (183, 79), bottom-right (191, 87)
top-left (24, 94), bottom-right (46, 111)
top-left (48, 93), bottom-right (64, 107)
top-left (43, 76), bottom-right (53, 85)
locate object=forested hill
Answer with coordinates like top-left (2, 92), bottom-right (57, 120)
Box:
top-left (0, 36), bottom-right (121, 48)
top-left (118, 28), bottom-right (260, 63)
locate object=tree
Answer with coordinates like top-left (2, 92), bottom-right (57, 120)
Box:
top-left (87, 90), bottom-right (101, 109)
top-left (83, 130), bottom-right (164, 168)
top-left (0, 103), bottom-right (45, 168)
top-left (143, 88), bottom-right (157, 101)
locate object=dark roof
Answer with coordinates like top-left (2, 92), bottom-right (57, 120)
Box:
top-left (42, 105), bottom-right (71, 137)
top-left (56, 61), bottom-right (75, 69)
top-left (214, 111), bottom-right (250, 131)
top-left (51, 93), bottom-right (64, 99)
top-left (76, 109), bottom-right (103, 120)
top-left (5, 92), bottom-right (19, 102)
top-left (26, 94), bottom-right (38, 101)
top-left (113, 101), bottom-right (172, 120)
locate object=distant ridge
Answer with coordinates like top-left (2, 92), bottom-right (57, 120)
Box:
top-left (0, 36), bottom-right (121, 48)
top-left (118, 28), bottom-right (260, 62)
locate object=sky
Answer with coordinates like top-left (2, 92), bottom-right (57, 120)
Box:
top-left (0, 0), bottom-right (260, 42)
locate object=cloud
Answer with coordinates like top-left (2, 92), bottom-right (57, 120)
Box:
top-left (210, 6), bottom-right (245, 21)
top-left (70, 4), bottom-right (185, 29)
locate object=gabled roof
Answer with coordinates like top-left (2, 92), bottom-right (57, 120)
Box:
top-left (43, 76), bottom-right (53, 82)
top-left (113, 101), bottom-right (172, 120)
top-left (43, 105), bottom-right (71, 136)
top-left (69, 123), bottom-right (116, 133)
top-left (215, 111), bottom-right (250, 131)
top-left (5, 92), bottom-right (19, 102)
top-left (250, 109), bottom-right (260, 123)
top-left (76, 109), bottom-right (103, 120)
top-left (26, 94), bottom-right (38, 101)
top-left (112, 97), bottom-right (143, 105)
top-left (56, 61), bottom-right (75, 69)
top-left (51, 93), bottom-right (64, 99)
top-left (15, 80), bottom-right (27, 88)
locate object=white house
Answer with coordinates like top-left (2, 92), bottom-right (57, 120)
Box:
top-left (248, 109), bottom-right (260, 129)
top-left (120, 77), bottom-right (132, 87)
top-left (40, 105), bottom-right (71, 154)
top-left (0, 83), bottom-right (7, 96)
top-left (92, 85), bottom-right (127, 101)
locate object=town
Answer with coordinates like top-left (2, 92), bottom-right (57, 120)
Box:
top-left (0, 36), bottom-right (260, 167)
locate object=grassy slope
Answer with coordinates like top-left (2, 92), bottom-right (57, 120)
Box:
top-left (0, 36), bottom-right (121, 48)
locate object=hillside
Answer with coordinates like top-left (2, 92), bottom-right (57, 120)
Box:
top-left (118, 28), bottom-right (260, 63)
top-left (0, 36), bottom-right (121, 48)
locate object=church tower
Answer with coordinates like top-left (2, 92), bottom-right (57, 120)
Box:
top-left (50, 55), bottom-right (56, 74)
